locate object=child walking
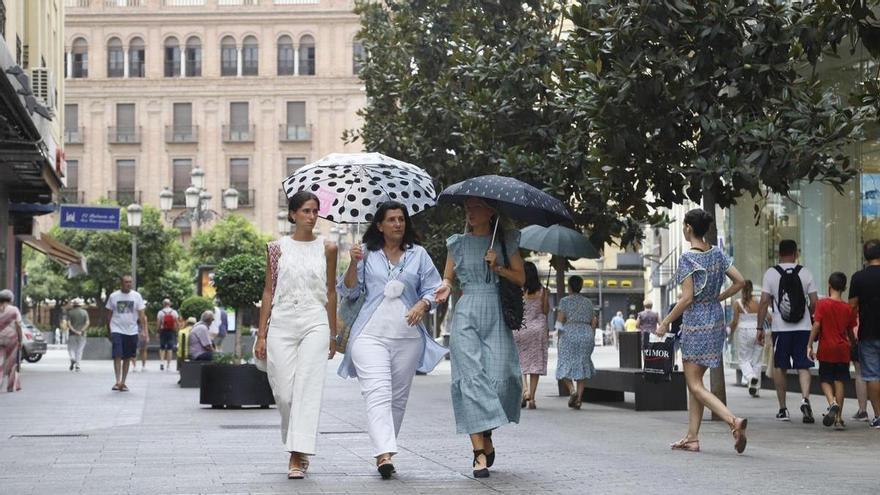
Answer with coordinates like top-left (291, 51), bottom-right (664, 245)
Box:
top-left (807, 272), bottom-right (857, 430)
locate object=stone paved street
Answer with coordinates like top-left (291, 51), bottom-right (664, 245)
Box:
top-left (0, 345), bottom-right (877, 495)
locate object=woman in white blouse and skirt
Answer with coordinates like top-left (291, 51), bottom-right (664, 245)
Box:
top-left (255, 190), bottom-right (338, 480)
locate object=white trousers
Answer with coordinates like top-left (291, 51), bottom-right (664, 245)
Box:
top-left (350, 333), bottom-right (422, 457)
top-left (67, 335), bottom-right (87, 363)
top-left (736, 328), bottom-right (763, 386)
top-left (266, 303), bottom-right (329, 455)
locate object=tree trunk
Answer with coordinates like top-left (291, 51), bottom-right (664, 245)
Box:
top-left (702, 184), bottom-right (728, 418)
top-left (234, 309), bottom-right (243, 364)
top-left (553, 256), bottom-right (566, 308)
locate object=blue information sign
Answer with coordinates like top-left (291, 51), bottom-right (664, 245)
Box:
top-left (59, 204), bottom-right (121, 231)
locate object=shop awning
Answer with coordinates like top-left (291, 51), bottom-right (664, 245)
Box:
top-left (20, 233), bottom-right (88, 278)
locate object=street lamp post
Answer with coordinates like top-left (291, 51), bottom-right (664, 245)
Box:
top-left (126, 203), bottom-right (143, 289)
top-left (159, 167), bottom-right (239, 233)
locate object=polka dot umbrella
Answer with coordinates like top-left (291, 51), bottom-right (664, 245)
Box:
top-left (438, 175), bottom-right (573, 227)
top-left (281, 153), bottom-right (437, 225)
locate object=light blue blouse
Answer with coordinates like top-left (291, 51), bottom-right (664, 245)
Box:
top-left (336, 243), bottom-right (448, 379)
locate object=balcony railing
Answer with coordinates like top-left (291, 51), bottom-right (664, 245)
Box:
top-left (64, 127), bottom-right (85, 145)
top-left (219, 0), bottom-right (259, 5)
top-left (223, 124), bottom-right (255, 143)
top-left (274, 0), bottom-right (319, 4)
top-left (108, 190), bottom-right (142, 207)
top-left (103, 0), bottom-right (144, 7)
top-left (108, 126), bottom-right (141, 144)
top-left (65, 0), bottom-right (90, 7)
top-left (278, 188), bottom-right (289, 207)
top-left (165, 125), bottom-right (199, 143)
top-left (61, 189), bottom-right (85, 204)
top-left (162, 0), bottom-right (206, 5)
top-left (236, 188), bottom-right (256, 207)
top-left (279, 124), bottom-right (311, 142)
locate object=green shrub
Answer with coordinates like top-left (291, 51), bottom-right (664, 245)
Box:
top-left (180, 296), bottom-right (213, 321)
top-left (86, 327), bottom-right (108, 338)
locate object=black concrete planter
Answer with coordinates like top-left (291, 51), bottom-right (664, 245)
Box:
top-left (178, 360), bottom-right (212, 388)
top-left (199, 364), bottom-right (275, 409)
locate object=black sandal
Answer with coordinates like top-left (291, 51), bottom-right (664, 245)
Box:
top-left (482, 430), bottom-right (495, 468)
top-left (472, 449), bottom-right (489, 478)
top-left (377, 457), bottom-right (395, 479)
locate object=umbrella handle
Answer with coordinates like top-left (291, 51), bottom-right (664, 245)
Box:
top-left (489, 217), bottom-right (499, 250)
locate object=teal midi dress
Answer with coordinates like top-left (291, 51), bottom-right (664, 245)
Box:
top-left (447, 231), bottom-right (523, 434)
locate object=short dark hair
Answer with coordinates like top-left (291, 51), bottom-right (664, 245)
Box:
top-left (362, 201), bottom-right (421, 251)
top-left (287, 191), bottom-right (320, 224)
top-left (779, 239), bottom-right (798, 257)
top-left (684, 208), bottom-right (714, 238)
top-left (828, 272), bottom-right (847, 292)
top-left (864, 239), bottom-right (880, 261)
top-left (568, 275), bottom-right (584, 293)
top-left (523, 261), bottom-right (541, 295)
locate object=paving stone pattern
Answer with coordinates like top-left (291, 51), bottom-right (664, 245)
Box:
top-left (0, 346), bottom-right (876, 494)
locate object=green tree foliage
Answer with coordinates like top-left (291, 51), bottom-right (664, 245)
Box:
top-left (179, 296), bottom-right (214, 321)
top-left (140, 269), bottom-right (195, 315)
top-left (213, 254), bottom-right (265, 312)
top-left (189, 215), bottom-right (271, 268)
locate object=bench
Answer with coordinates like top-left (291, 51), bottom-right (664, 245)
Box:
top-left (178, 360), bottom-right (212, 388)
top-left (558, 368), bottom-right (688, 411)
top-left (746, 367), bottom-right (859, 399)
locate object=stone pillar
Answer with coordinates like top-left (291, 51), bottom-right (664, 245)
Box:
top-left (237, 47), bottom-right (243, 77)
top-left (293, 44), bottom-right (299, 76)
top-left (123, 49), bottom-right (129, 78)
top-left (181, 49), bottom-right (186, 78)
top-left (66, 51), bottom-right (73, 79)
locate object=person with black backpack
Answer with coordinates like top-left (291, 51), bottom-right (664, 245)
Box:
top-left (756, 240), bottom-right (819, 423)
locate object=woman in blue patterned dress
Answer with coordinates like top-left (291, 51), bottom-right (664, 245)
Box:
top-left (555, 275), bottom-right (598, 410)
top-left (656, 209), bottom-right (748, 454)
top-left (434, 198), bottom-right (525, 479)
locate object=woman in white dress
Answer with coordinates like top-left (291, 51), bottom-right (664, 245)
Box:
top-left (254, 190), bottom-right (338, 480)
top-left (729, 280), bottom-right (765, 397)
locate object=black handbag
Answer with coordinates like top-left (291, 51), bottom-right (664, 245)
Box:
top-left (496, 233), bottom-right (523, 331)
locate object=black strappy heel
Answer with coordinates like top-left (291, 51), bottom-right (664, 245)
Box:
top-left (472, 449), bottom-right (489, 478)
top-left (482, 430), bottom-right (495, 468)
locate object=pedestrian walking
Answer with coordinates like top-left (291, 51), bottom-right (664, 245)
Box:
top-left (729, 280), bottom-right (765, 397)
top-left (848, 239), bottom-right (880, 428)
top-left (514, 261), bottom-right (550, 410)
top-left (66, 298), bottom-right (89, 372)
top-left (156, 299), bottom-right (179, 371)
top-left (656, 209), bottom-right (748, 454)
top-left (338, 201), bottom-right (446, 479)
top-left (0, 289), bottom-right (23, 393)
top-left (133, 323), bottom-right (149, 372)
top-left (210, 301), bottom-right (229, 349)
top-left (105, 275), bottom-right (147, 392)
top-left (624, 314), bottom-right (638, 332)
top-left (755, 239), bottom-right (819, 423)
top-left (851, 323), bottom-right (871, 421)
top-left (611, 311), bottom-right (625, 333)
top-left (434, 198), bottom-right (525, 479)
top-left (254, 190), bottom-right (338, 480)
top-left (189, 311), bottom-right (216, 361)
top-left (807, 272), bottom-right (857, 430)
top-left (555, 275), bottom-right (598, 410)
top-left (637, 301), bottom-right (660, 347)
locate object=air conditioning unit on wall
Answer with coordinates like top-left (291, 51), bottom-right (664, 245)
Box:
top-left (30, 67), bottom-right (56, 110)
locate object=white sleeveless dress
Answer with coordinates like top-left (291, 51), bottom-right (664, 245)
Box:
top-left (266, 236), bottom-right (330, 455)
top-left (734, 299), bottom-right (763, 387)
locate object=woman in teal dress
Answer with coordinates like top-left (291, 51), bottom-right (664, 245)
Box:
top-left (555, 276), bottom-right (598, 410)
top-left (434, 198), bottom-right (525, 479)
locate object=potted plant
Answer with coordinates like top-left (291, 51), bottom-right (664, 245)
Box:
top-left (198, 254), bottom-right (273, 408)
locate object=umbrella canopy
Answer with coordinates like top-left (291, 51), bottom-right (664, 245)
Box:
top-left (281, 152), bottom-right (436, 223)
top-left (437, 175), bottom-right (572, 226)
top-left (519, 225), bottom-right (600, 259)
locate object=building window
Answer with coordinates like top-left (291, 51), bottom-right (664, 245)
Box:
top-left (64, 104), bottom-right (81, 144)
top-left (172, 158), bottom-right (192, 207)
top-left (170, 102), bottom-right (195, 142)
top-left (129, 37), bottom-right (145, 78)
top-left (0, 1), bottom-right (6, 39)
top-left (71, 37), bottom-right (88, 78)
top-left (116, 159), bottom-right (136, 206)
top-left (242, 36), bottom-right (258, 76)
top-left (65, 159), bottom-right (79, 198)
top-left (286, 156), bottom-right (305, 176)
top-left (284, 101), bottom-right (308, 141)
top-left (164, 37), bottom-right (180, 77)
top-left (353, 39), bottom-right (364, 75)
top-left (115, 103), bottom-right (137, 142)
top-left (277, 35), bottom-right (294, 75)
top-left (107, 37), bottom-right (124, 78)
top-left (221, 36), bottom-right (237, 76)
top-left (227, 102), bottom-right (250, 141)
top-left (298, 35), bottom-right (315, 76)
top-left (185, 37), bottom-right (202, 77)
top-left (230, 158), bottom-right (250, 206)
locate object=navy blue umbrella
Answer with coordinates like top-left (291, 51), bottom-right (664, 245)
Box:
top-left (437, 175), bottom-right (572, 226)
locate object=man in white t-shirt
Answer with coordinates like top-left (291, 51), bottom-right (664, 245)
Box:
top-left (756, 240), bottom-right (819, 423)
top-left (105, 275), bottom-right (147, 392)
